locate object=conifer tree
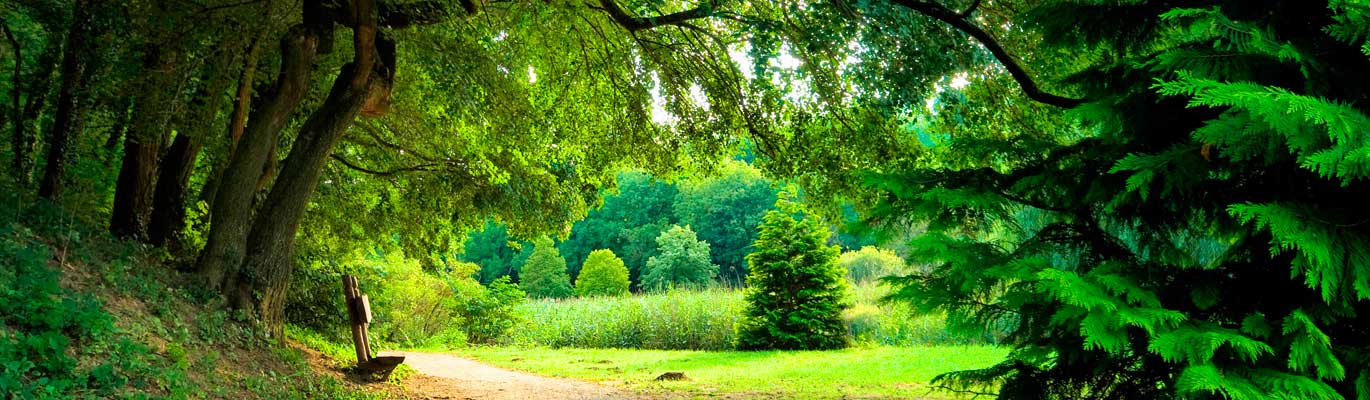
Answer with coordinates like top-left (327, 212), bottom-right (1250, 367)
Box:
top-left (856, 1), bottom-right (1370, 398)
top-left (519, 237), bottom-right (573, 299)
top-left (736, 197), bottom-right (849, 350)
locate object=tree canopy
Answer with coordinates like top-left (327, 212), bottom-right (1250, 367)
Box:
top-left (7, 0), bottom-right (1370, 397)
top-left (641, 225), bottom-right (719, 291)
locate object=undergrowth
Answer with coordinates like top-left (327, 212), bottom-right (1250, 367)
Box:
top-left (0, 192), bottom-right (392, 399)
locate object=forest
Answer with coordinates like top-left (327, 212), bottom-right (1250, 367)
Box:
top-left (2, 0), bottom-right (1369, 399)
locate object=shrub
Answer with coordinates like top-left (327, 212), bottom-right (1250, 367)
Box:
top-left (456, 276), bottom-right (526, 345)
top-left (736, 201), bottom-right (850, 350)
top-left (575, 249), bottom-right (630, 297)
top-left (371, 252), bottom-right (461, 347)
top-left (839, 246), bottom-right (904, 284)
top-left (519, 237), bottom-right (573, 299)
top-left (641, 225), bottom-right (718, 291)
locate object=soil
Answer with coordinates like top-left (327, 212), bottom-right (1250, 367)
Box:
top-left (385, 351), bottom-right (640, 400)
top-left (297, 348), bottom-right (641, 400)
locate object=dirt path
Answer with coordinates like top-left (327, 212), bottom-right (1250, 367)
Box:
top-left (381, 351), bottom-right (640, 400)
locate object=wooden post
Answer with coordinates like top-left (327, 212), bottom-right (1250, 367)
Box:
top-left (342, 275), bottom-right (371, 364)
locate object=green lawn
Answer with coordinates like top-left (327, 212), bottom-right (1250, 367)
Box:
top-left (456, 345), bottom-right (1007, 399)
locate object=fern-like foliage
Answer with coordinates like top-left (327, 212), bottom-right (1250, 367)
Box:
top-left (864, 0), bottom-right (1370, 399)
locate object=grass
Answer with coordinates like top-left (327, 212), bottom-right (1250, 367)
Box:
top-left (457, 345), bottom-right (1007, 399)
top-left (508, 285), bottom-right (994, 350)
top-left (0, 190), bottom-right (396, 399)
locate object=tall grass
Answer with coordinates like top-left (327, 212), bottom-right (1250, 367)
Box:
top-left (507, 285), bottom-right (993, 350)
top-left (511, 289), bottom-right (743, 350)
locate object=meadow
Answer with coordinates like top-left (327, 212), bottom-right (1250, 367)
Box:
top-left (504, 285), bottom-right (996, 350)
top-left (457, 345), bottom-right (1007, 399)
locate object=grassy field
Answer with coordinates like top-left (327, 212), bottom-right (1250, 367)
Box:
top-left (508, 286), bottom-right (996, 350)
top-left (457, 346), bottom-right (1007, 399)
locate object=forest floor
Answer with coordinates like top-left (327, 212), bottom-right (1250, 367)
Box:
top-left (295, 345), bottom-right (638, 400)
top-left (294, 343), bottom-right (1006, 399)
top-left (384, 351), bottom-right (637, 400)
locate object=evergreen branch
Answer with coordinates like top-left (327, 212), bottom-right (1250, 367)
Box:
top-left (888, 0), bottom-right (1084, 108)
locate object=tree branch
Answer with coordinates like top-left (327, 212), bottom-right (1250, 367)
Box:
top-left (889, 0), bottom-right (1084, 108)
top-left (329, 154), bottom-right (443, 176)
top-left (956, 0), bottom-right (980, 18)
top-left (321, 0), bottom-right (465, 28)
top-left (597, 0), bottom-right (716, 32)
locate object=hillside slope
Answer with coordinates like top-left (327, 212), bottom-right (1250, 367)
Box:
top-left (0, 200), bottom-right (401, 399)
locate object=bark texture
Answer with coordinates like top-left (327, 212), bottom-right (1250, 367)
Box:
top-left (233, 0), bottom-right (383, 338)
top-left (38, 0), bottom-right (95, 199)
top-left (195, 25), bottom-right (320, 290)
top-left (148, 50), bottom-right (237, 247)
top-left (112, 46), bottom-right (184, 239)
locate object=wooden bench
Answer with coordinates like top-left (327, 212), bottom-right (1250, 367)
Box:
top-left (342, 275), bottom-right (405, 374)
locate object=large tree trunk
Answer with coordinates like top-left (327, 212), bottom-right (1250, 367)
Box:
top-left (148, 50), bottom-right (237, 248)
top-left (111, 46), bottom-right (184, 239)
top-left (37, 0), bottom-right (95, 200)
top-left (200, 11), bottom-right (275, 208)
top-left (232, 1), bottom-right (382, 338)
top-left (195, 25), bottom-right (321, 291)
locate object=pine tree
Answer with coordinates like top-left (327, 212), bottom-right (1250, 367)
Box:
top-left (519, 237), bottom-right (573, 299)
top-left (859, 1), bottom-right (1370, 398)
top-left (575, 249), bottom-right (630, 297)
top-left (736, 198), bottom-right (849, 350)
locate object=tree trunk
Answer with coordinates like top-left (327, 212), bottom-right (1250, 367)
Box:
top-left (201, 14), bottom-right (275, 209)
top-left (148, 50), bottom-right (236, 248)
top-left (109, 142), bottom-right (159, 237)
top-left (233, 1), bottom-right (381, 338)
top-left (195, 25), bottom-right (321, 291)
top-left (111, 46), bottom-right (183, 239)
top-left (103, 99), bottom-right (132, 151)
top-left (15, 39), bottom-right (62, 184)
top-left (4, 21), bottom-right (20, 180)
top-left (38, 0), bottom-right (95, 200)
top-left (146, 134), bottom-right (201, 246)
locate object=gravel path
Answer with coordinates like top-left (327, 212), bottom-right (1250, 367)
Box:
top-left (382, 351), bottom-right (639, 400)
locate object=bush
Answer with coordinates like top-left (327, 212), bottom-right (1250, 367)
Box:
top-left (736, 201), bottom-right (850, 350)
top-left (641, 225), bottom-right (718, 291)
top-left (520, 237), bottom-right (573, 299)
top-left (839, 246), bottom-right (904, 284)
top-left (370, 251), bottom-right (461, 347)
top-left (0, 227), bottom-right (116, 396)
top-left (456, 276), bottom-right (526, 345)
top-left (575, 249), bottom-right (630, 297)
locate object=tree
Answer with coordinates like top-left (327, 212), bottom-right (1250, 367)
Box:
top-left (519, 237), bottom-right (573, 299)
top-left (673, 161), bottom-right (778, 284)
top-left (575, 249), bottom-right (630, 297)
top-left (36, 0), bottom-right (104, 200)
top-left (818, 2), bottom-right (1370, 398)
top-left (735, 199), bottom-right (849, 351)
top-left (839, 246), bottom-right (904, 285)
top-left (559, 170), bottom-right (680, 287)
top-left (458, 221), bottom-right (522, 284)
top-left (641, 225), bottom-right (717, 291)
